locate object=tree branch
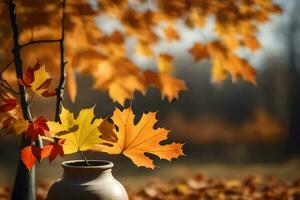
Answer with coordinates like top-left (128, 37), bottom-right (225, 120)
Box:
top-left (0, 59), bottom-right (14, 74)
top-left (55, 0), bottom-right (67, 123)
top-left (0, 79), bottom-right (19, 94)
top-left (8, 0), bottom-right (36, 199)
top-left (20, 39), bottom-right (61, 48)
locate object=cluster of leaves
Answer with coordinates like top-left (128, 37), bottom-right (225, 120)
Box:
top-left (0, 72), bottom-right (184, 170)
top-left (129, 175), bottom-right (300, 200)
top-left (0, 0), bottom-right (281, 105)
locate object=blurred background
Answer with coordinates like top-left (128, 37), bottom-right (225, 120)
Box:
top-left (0, 0), bottom-right (300, 189)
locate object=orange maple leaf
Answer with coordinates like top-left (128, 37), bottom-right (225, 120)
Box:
top-left (93, 107), bottom-right (184, 169)
top-left (21, 139), bottom-right (65, 170)
top-left (188, 42), bottom-right (209, 62)
top-left (144, 71), bottom-right (187, 102)
top-left (163, 25), bottom-right (180, 42)
top-left (243, 35), bottom-right (261, 52)
top-left (92, 58), bottom-right (146, 105)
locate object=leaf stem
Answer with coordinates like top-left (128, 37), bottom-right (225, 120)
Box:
top-left (79, 151), bottom-right (90, 166)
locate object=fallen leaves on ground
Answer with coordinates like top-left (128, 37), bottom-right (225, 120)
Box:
top-left (1, 174), bottom-right (299, 200)
top-left (128, 174), bottom-right (300, 200)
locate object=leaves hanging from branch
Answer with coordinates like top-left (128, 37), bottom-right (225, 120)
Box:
top-left (0, 93), bottom-right (28, 135)
top-left (0, 0), bottom-right (282, 104)
top-left (25, 117), bottom-right (49, 141)
top-left (19, 62), bottom-right (56, 97)
top-left (21, 139), bottom-right (65, 170)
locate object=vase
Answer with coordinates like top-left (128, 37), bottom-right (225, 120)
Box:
top-left (47, 160), bottom-right (129, 200)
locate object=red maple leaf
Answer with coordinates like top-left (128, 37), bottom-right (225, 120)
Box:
top-left (25, 117), bottom-right (49, 141)
top-left (42, 138), bottom-right (65, 162)
top-left (0, 98), bottom-right (18, 112)
top-left (21, 139), bottom-right (65, 170)
top-left (19, 62), bottom-right (41, 87)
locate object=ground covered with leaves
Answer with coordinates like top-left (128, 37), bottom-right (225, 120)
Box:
top-left (1, 174), bottom-right (300, 200)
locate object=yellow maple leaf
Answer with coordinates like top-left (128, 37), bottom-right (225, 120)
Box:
top-left (30, 64), bottom-right (55, 97)
top-left (93, 107), bottom-right (184, 169)
top-left (157, 54), bottom-right (174, 73)
top-left (66, 66), bottom-right (77, 103)
top-left (10, 119), bottom-right (29, 135)
top-left (135, 41), bottom-right (154, 57)
top-left (47, 105), bottom-right (103, 154)
top-left (3, 118), bottom-right (29, 136)
top-left (211, 59), bottom-right (228, 84)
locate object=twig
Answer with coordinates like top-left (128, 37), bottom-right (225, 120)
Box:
top-left (0, 59), bottom-right (14, 74)
top-left (79, 151), bottom-right (90, 166)
top-left (55, 0), bottom-right (67, 123)
top-left (20, 39), bottom-right (61, 48)
top-left (0, 75), bottom-right (19, 94)
top-left (1, 78), bottom-right (14, 90)
top-left (0, 80), bottom-right (19, 94)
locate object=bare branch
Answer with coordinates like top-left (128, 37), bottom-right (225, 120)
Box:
top-left (0, 59), bottom-right (14, 74)
top-left (20, 39), bottom-right (61, 48)
top-left (0, 79), bottom-right (19, 94)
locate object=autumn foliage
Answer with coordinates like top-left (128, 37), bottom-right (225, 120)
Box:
top-left (0, 0), bottom-right (281, 104)
top-left (0, 0), bottom-right (281, 178)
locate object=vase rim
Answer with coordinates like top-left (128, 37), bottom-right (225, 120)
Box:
top-left (62, 160), bottom-right (114, 170)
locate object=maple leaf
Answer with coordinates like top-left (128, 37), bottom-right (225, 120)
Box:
top-left (207, 41), bottom-right (257, 84)
top-left (47, 105), bottom-right (104, 154)
top-left (188, 42), bottom-right (209, 62)
top-left (93, 107), bottom-right (184, 169)
top-left (243, 35), bottom-right (261, 52)
top-left (144, 71), bottom-right (187, 102)
top-left (21, 146), bottom-right (41, 170)
top-left (0, 98), bottom-right (17, 112)
top-left (92, 58), bottom-right (146, 105)
top-left (0, 93), bottom-right (27, 135)
top-left (135, 41), bottom-right (154, 57)
top-left (66, 66), bottom-right (77, 102)
top-left (3, 117), bottom-right (29, 136)
top-left (157, 54), bottom-right (174, 73)
top-left (20, 62), bottom-right (56, 97)
top-left (21, 139), bottom-right (64, 170)
top-left (42, 139), bottom-right (65, 163)
top-left (163, 25), bottom-right (180, 42)
top-left (211, 59), bottom-right (228, 84)
top-left (25, 117), bottom-right (49, 141)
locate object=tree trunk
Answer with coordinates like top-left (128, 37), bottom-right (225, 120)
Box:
top-left (7, 0), bottom-right (35, 199)
top-left (287, 13), bottom-right (300, 155)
